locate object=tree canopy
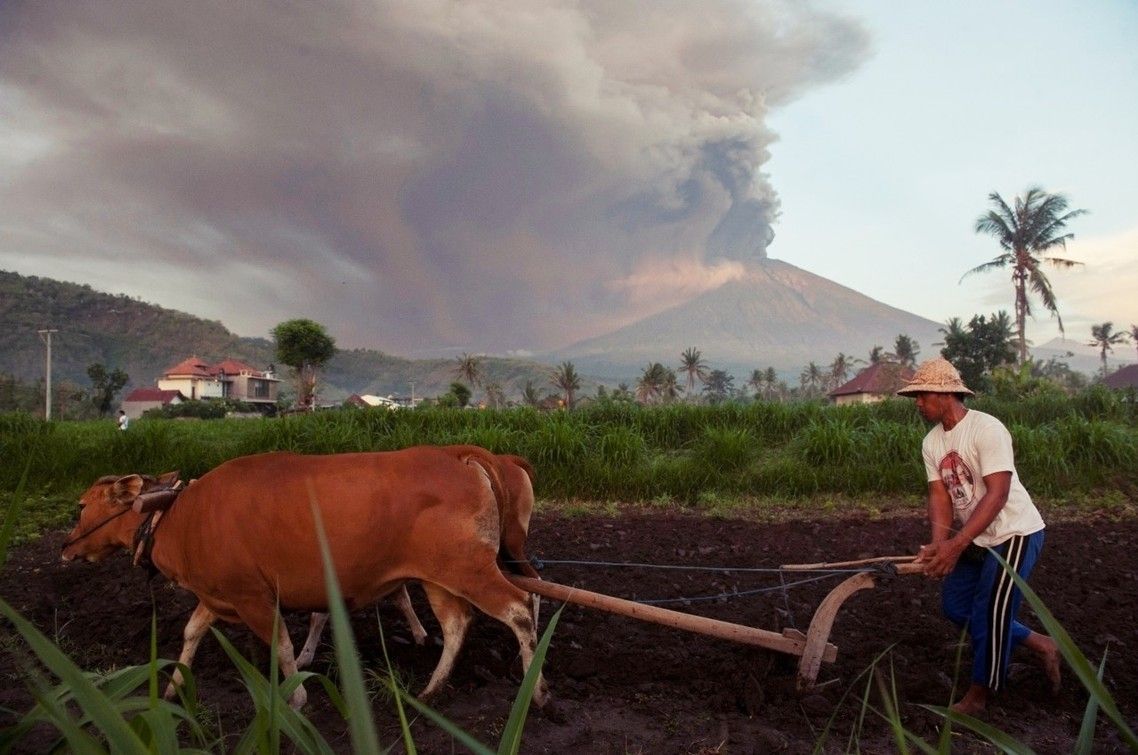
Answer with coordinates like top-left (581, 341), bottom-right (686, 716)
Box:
top-left (86, 363), bottom-right (129, 416)
top-left (271, 319), bottom-right (336, 408)
top-left (938, 312), bottom-right (1015, 393)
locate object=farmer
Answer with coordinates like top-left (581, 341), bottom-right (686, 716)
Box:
top-left (899, 357), bottom-right (1061, 715)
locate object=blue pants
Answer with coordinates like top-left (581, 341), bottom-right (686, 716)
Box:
top-left (941, 530), bottom-right (1044, 691)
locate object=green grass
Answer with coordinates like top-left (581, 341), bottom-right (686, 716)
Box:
top-left (3, 390), bottom-right (1137, 533)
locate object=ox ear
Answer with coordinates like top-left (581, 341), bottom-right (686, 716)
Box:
top-left (155, 470), bottom-right (181, 486)
top-left (110, 475), bottom-right (145, 508)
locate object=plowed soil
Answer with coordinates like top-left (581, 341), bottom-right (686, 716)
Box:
top-left (3, 507), bottom-right (1136, 753)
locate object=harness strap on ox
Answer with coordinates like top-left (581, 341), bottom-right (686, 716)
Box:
top-left (132, 511), bottom-right (164, 574)
top-left (131, 481), bottom-right (183, 574)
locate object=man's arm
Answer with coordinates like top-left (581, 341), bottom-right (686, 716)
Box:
top-left (926, 479), bottom-right (954, 543)
top-left (917, 471), bottom-right (1011, 578)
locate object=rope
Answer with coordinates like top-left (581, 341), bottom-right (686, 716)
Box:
top-left (504, 556), bottom-right (877, 614)
top-left (505, 557), bottom-right (868, 575)
top-left (633, 573), bottom-right (847, 606)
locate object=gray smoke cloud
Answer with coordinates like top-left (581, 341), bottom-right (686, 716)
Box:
top-left (0, 0), bottom-right (868, 354)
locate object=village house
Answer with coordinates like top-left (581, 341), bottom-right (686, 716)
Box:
top-left (119, 357), bottom-right (281, 418)
top-left (828, 362), bottom-right (914, 406)
top-left (119, 387), bottom-right (187, 419)
top-left (346, 393), bottom-right (400, 409)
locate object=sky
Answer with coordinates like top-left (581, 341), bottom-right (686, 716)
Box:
top-left (1, 0), bottom-right (1135, 360)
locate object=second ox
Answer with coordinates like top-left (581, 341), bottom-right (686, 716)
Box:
top-left (296, 446), bottom-right (542, 667)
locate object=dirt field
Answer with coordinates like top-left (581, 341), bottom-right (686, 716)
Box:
top-left (2, 507), bottom-right (1136, 753)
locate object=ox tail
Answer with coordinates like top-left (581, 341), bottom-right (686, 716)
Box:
top-left (498, 454), bottom-right (535, 483)
top-left (458, 449), bottom-right (506, 530)
top-left (499, 455), bottom-right (540, 579)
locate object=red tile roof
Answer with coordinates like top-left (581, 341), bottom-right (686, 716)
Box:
top-left (123, 388), bottom-right (185, 403)
top-left (213, 358), bottom-right (260, 376)
top-left (163, 357), bottom-right (213, 377)
top-left (162, 357), bottom-right (271, 379)
top-left (829, 362), bottom-right (915, 398)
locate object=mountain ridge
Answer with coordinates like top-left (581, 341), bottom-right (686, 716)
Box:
top-left (548, 258), bottom-right (946, 379)
top-left (0, 270), bottom-right (561, 402)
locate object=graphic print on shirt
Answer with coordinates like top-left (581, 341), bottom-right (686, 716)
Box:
top-left (938, 450), bottom-right (976, 513)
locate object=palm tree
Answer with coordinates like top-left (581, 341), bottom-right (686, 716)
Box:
top-left (453, 353), bottom-right (484, 388)
top-left (868, 345), bottom-right (885, 365)
top-left (483, 381), bottom-right (505, 409)
top-left (936, 317), bottom-right (967, 350)
top-left (678, 347), bottom-right (709, 396)
top-left (799, 362), bottom-right (824, 396)
top-left (551, 361), bottom-right (581, 408)
top-left (763, 367), bottom-right (779, 400)
top-left (521, 380), bottom-right (542, 408)
top-left (893, 335), bottom-right (920, 369)
top-left (635, 362), bottom-right (668, 404)
top-left (827, 353), bottom-right (862, 391)
top-left (747, 369), bottom-right (764, 398)
top-left (661, 367), bottom-right (680, 403)
top-left (965, 187), bottom-right (1088, 364)
top-left (1088, 322), bottom-right (1129, 378)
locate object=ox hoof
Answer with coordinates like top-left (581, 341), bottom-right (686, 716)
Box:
top-left (288, 686), bottom-right (308, 710)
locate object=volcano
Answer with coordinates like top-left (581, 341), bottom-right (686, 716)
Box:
top-left (549, 258), bottom-right (944, 380)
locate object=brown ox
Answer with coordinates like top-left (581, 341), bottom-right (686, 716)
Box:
top-left (296, 448), bottom-right (541, 668)
top-left (60, 447), bottom-right (548, 709)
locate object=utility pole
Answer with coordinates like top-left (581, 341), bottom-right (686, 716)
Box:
top-left (37, 329), bottom-right (59, 420)
top-left (409, 381), bottom-right (416, 407)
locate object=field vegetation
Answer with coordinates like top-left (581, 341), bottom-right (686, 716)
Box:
top-left (3, 387), bottom-right (1136, 544)
top-left (2, 386), bottom-right (1137, 751)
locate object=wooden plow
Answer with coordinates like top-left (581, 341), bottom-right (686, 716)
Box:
top-left (506, 554), bottom-right (921, 691)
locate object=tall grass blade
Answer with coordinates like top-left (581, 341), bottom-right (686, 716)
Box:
top-left (398, 695), bottom-right (495, 755)
top-left (375, 611), bottom-right (417, 755)
top-left (25, 680), bottom-right (107, 755)
top-left (1073, 649), bottom-right (1108, 755)
top-left (873, 665), bottom-right (912, 755)
top-left (497, 604), bottom-right (562, 755)
top-left (923, 706), bottom-right (1035, 754)
top-left (308, 490), bottom-right (384, 755)
top-left (211, 628), bottom-right (333, 755)
top-left (0, 595), bottom-right (149, 753)
top-left (990, 549), bottom-right (1138, 749)
top-left (0, 461), bottom-right (29, 568)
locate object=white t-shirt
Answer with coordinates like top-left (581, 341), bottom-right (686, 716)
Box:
top-left (921, 409), bottom-right (1044, 547)
top-left (118, 414), bottom-right (129, 430)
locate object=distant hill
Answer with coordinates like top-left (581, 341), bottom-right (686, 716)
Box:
top-left (1033, 337), bottom-right (1136, 377)
top-left (0, 270), bottom-right (568, 402)
top-left (549, 258), bottom-right (946, 380)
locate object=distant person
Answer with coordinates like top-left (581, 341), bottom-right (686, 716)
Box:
top-left (117, 410), bottom-right (129, 431)
top-left (899, 357), bottom-right (1061, 716)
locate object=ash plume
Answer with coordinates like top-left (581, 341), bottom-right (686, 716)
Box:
top-left (0, 0), bottom-right (868, 353)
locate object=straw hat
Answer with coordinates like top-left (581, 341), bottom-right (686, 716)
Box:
top-left (896, 357), bottom-right (974, 397)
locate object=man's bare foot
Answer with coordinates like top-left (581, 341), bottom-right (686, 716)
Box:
top-left (1024, 631), bottom-right (1062, 694)
top-left (949, 684), bottom-right (990, 716)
